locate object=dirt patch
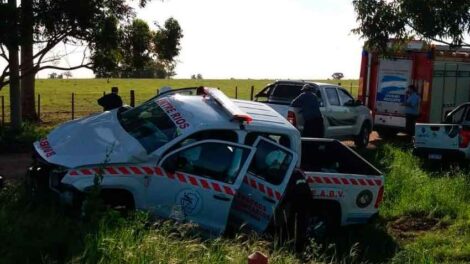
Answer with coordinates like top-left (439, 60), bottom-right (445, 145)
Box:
top-left (388, 216), bottom-right (449, 242)
top-left (0, 151), bottom-right (32, 184)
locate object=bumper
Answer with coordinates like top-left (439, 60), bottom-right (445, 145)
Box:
top-left (413, 147), bottom-right (466, 161)
top-left (26, 164), bottom-right (83, 207)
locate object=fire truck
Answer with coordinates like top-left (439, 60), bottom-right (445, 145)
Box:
top-left (358, 40), bottom-right (470, 137)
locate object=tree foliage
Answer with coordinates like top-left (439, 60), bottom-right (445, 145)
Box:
top-left (331, 72), bottom-right (344, 80)
top-left (352, 0), bottom-right (470, 51)
top-left (0, 0), bottom-right (148, 90)
top-left (92, 17), bottom-right (183, 79)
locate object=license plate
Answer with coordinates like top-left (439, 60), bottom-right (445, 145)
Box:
top-left (428, 154), bottom-right (442, 160)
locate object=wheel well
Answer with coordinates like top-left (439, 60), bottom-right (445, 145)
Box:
top-left (100, 188), bottom-right (135, 209)
top-left (310, 199), bottom-right (341, 229)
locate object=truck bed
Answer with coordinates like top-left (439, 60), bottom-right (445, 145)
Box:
top-left (300, 138), bottom-right (381, 176)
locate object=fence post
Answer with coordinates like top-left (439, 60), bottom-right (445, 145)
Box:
top-left (1, 96), bottom-right (4, 126)
top-left (37, 94), bottom-right (41, 120)
top-left (71, 93), bottom-right (75, 120)
top-left (103, 91), bottom-right (106, 96)
top-left (350, 82), bottom-right (353, 94)
top-left (235, 86), bottom-right (238, 99)
top-left (130, 90), bottom-right (135, 107)
top-left (250, 86), bottom-right (254, 101)
top-left (338, 82), bottom-right (341, 86)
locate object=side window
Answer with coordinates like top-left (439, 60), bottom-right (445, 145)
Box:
top-left (248, 140), bottom-right (293, 185)
top-left (165, 130), bottom-right (238, 155)
top-left (465, 108), bottom-right (470, 122)
top-left (447, 106), bottom-right (467, 124)
top-left (325, 87), bottom-right (340, 106)
top-left (162, 142), bottom-right (250, 184)
top-left (255, 85), bottom-right (274, 101)
top-left (245, 133), bottom-right (291, 148)
top-left (338, 89), bottom-right (354, 106)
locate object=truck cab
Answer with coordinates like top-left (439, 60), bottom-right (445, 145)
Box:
top-left (29, 87), bottom-right (383, 239)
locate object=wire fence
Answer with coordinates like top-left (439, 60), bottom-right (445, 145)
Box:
top-left (0, 82), bottom-right (358, 126)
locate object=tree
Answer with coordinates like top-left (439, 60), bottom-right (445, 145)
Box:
top-left (48, 72), bottom-right (58, 79)
top-left (331, 72), bottom-right (344, 80)
top-left (0, 0), bottom-right (149, 126)
top-left (91, 17), bottom-right (183, 79)
top-left (191, 74), bottom-right (196, 79)
top-left (63, 71), bottom-right (72, 79)
top-left (153, 18), bottom-right (183, 78)
top-left (120, 19), bottom-right (153, 77)
top-left (352, 0), bottom-right (470, 51)
top-left (196, 73), bottom-right (203, 80)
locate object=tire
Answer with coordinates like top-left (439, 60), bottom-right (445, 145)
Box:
top-left (354, 122), bottom-right (371, 148)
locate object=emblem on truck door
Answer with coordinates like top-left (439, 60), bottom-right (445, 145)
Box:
top-left (175, 189), bottom-right (203, 217)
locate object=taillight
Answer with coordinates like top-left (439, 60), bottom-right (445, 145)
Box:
top-left (459, 129), bottom-right (470, 148)
top-left (374, 186), bottom-right (384, 208)
top-left (287, 111), bottom-right (296, 126)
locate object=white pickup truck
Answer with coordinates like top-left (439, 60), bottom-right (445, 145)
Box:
top-left (414, 102), bottom-right (470, 161)
top-left (255, 80), bottom-right (373, 148)
top-left (27, 87), bottom-right (383, 244)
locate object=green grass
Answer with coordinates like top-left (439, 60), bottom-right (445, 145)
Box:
top-left (0, 78), bottom-right (359, 123)
top-left (377, 144), bottom-right (470, 219)
top-left (367, 143), bottom-right (470, 263)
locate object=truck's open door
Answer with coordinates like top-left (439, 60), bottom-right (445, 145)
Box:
top-left (152, 140), bottom-right (256, 235)
top-left (230, 137), bottom-right (298, 232)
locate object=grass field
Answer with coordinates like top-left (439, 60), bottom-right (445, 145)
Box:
top-left (0, 78), bottom-right (358, 123)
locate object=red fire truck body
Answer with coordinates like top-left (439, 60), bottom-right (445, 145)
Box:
top-left (358, 41), bottom-right (470, 136)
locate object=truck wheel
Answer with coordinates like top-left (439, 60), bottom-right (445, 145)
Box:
top-left (274, 200), bottom-right (308, 252)
top-left (355, 123), bottom-right (371, 148)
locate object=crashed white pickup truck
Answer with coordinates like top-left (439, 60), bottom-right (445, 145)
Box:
top-left (28, 87), bottom-right (384, 241)
top-left (414, 102), bottom-right (470, 161)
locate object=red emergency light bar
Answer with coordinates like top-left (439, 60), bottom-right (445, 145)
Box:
top-left (202, 87), bottom-right (253, 124)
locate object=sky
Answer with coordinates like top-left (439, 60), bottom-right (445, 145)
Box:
top-left (33, 0), bottom-right (365, 79)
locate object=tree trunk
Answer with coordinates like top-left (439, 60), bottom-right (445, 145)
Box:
top-left (8, 0), bottom-right (22, 130)
top-left (20, 0), bottom-right (37, 121)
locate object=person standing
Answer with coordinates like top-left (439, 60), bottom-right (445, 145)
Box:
top-left (291, 84), bottom-right (324, 137)
top-left (404, 84), bottom-right (420, 136)
top-left (98, 86), bottom-right (123, 111)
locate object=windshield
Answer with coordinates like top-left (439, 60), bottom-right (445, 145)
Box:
top-left (118, 100), bottom-right (178, 153)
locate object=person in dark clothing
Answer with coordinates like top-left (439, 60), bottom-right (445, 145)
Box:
top-left (291, 84), bottom-right (324, 137)
top-left (98, 87), bottom-right (123, 111)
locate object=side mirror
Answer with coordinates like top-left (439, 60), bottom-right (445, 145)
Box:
top-left (162, 155), bottom-right (187, 174)
top-left (355, 99), bottom-right (362, 106)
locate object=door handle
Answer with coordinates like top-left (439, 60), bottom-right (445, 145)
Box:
top-left (263, 196), bottom-right (276, 204)
top-left (213, 194), bottom-right (231, 202)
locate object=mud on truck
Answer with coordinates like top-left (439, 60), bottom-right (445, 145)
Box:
top-left (28, 87), bottom-right (384, 247)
